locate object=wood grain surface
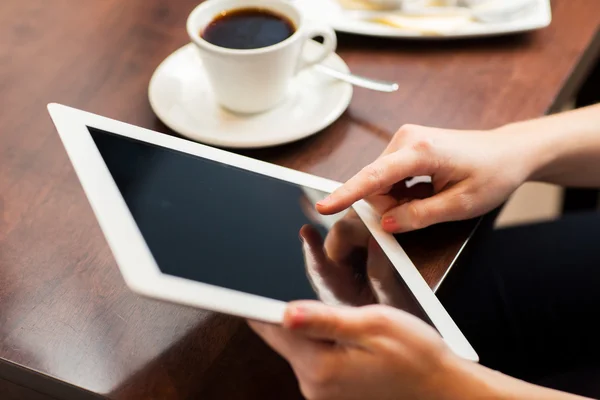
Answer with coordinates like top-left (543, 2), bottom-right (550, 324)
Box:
top-left (0, 0), bottom-right (599, 398)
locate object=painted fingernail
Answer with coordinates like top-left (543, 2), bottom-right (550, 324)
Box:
top-left (382, 216), bottom-right (397, 230)
top-left (285, 306), bottom-right (306, 329)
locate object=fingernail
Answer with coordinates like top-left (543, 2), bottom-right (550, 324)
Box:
top-left (382, 216), bottom-right (397, 230)
top-left (285, 306), bottom-right (306, 329)
top-left (316, 197), bottom-right (331, 207)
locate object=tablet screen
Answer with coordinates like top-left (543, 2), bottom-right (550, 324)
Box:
top-left (89, 127), bottom-right (432, 324)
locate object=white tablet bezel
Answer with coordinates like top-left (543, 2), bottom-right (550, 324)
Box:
top-left (47, 103), bottom-right (478, 361)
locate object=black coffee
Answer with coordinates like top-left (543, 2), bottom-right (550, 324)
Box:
top-left (201, 8), bottom-right (295, 50)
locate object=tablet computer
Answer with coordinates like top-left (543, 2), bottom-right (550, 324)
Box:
top-left (47, 103), bottom-right (478, 361)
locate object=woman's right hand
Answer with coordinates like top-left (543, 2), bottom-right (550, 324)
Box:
top-left (316, 124), bottom-right (538, 233)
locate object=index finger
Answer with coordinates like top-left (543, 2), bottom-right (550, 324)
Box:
top-left (316, 150), bottom-right (431, 215)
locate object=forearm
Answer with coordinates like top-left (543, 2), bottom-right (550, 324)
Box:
top-left (498, 104), bottom-right (600, 187)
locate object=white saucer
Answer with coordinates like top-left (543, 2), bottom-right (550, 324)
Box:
top-left (149, 42), bottom-right (353, 149)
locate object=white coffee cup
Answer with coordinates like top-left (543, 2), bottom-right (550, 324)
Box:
top-left (187, 0), bottom-right (337, 114)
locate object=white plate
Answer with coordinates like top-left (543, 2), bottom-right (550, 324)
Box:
top-left (148, 42), bottom-right (353, 149)
top-left (293, 0), bottom-right (551, 39)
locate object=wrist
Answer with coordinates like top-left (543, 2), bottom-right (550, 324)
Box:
top-left (427, 351), bottom-right (505, 400)
top-left (492, 120), bottom-right (563, 183)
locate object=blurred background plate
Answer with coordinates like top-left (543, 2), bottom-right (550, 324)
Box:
top-left (293, 0), bottom-right (551, 39)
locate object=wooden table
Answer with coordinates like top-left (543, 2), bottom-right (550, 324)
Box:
top-left (1, 0), bottom-right (599, 398)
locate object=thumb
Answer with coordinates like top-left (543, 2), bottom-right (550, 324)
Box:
top-left (381, 186), bottom-right (474, 233)
top-left (284, 301), bottom-right (372, 343)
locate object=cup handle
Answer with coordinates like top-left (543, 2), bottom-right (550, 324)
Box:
top-left (297, 24), bottom-right (337, 72)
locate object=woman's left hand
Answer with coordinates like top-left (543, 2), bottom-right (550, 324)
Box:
top-left (249, 301), bottom-right (481, 400)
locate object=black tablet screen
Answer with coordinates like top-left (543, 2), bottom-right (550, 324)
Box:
top-left (89, 127), bottom-right (432, 323)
